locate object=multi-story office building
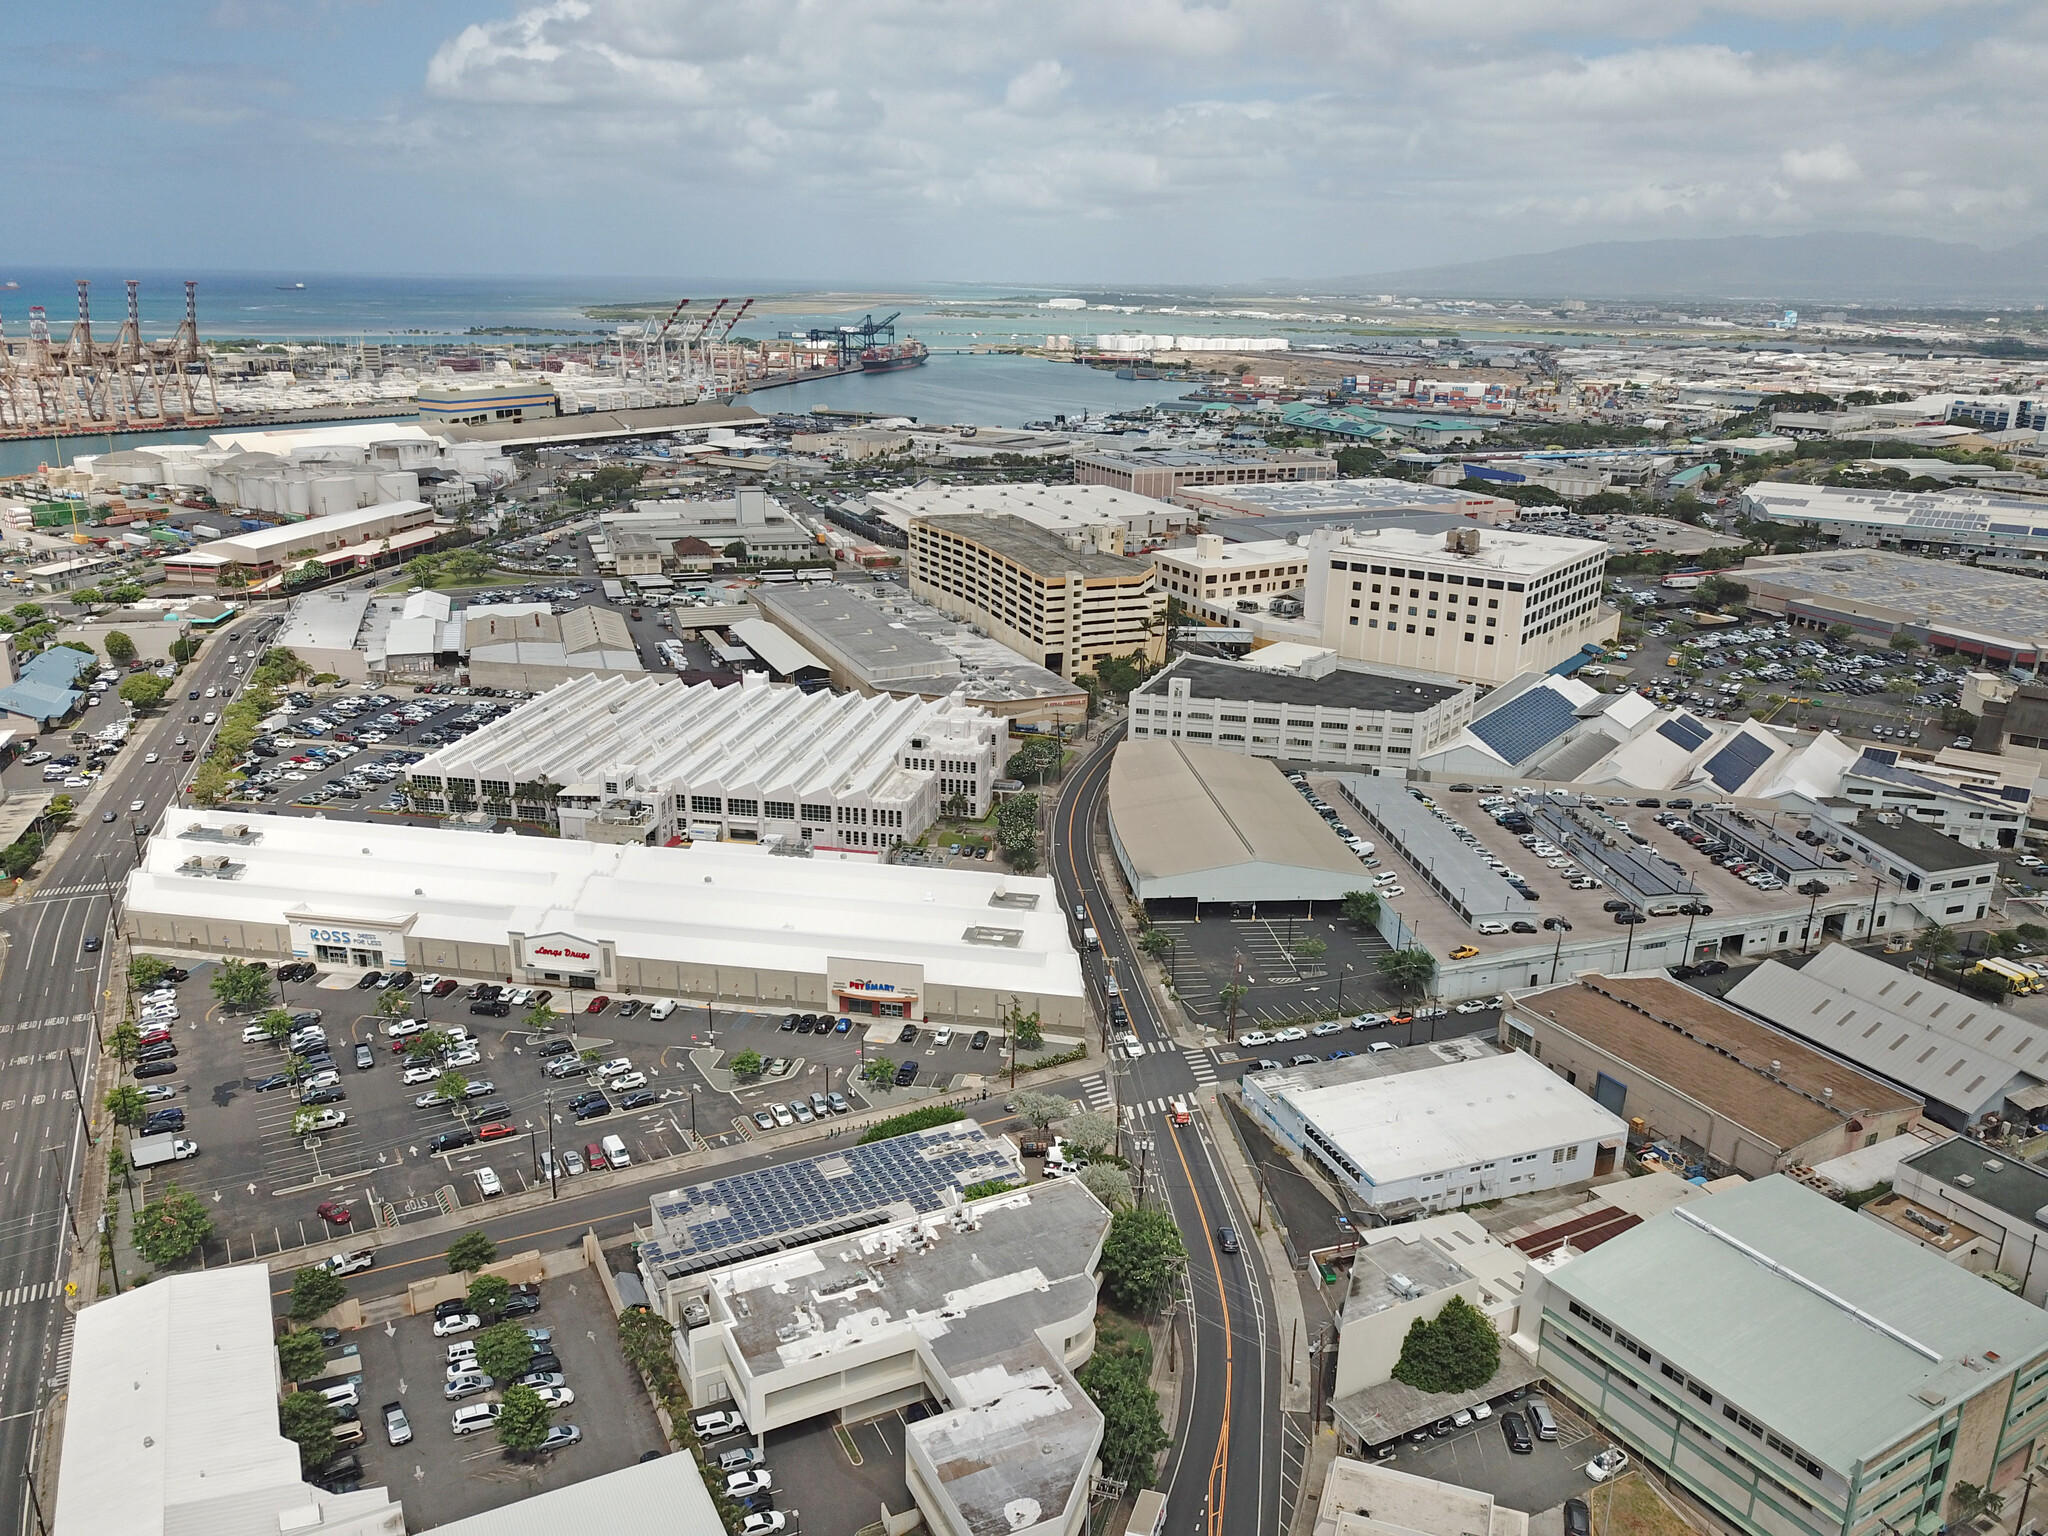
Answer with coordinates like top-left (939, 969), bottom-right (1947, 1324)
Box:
top-left (1073, 448), bottom-right (1335, 501)
top-left (1305, 524), bottom-right (1617, 686)
top-left (406, 671), bottom-right (1000, 848)
top-left (907, 512), bottom-right (1161, 679)
top-left (415, 379), bottom-right (559, 427)
top-left (1153, 533), bottom-right (1311, 621)
top-left (1128, 652), bottom-right (1473, 769)
top-left (1526, 1176), bottom-right (2048, 1536)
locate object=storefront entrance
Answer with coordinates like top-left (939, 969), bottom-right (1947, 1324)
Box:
top-left (839, 995), bottom-right (908, 1018)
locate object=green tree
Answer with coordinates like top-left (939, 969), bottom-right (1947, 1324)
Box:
top-left (291, 1106), bottom-right (326, 1137)
top-left (9, 602), bottom-right (43, 624)
top-left (1003, 998), bottom-right (1043, 1050)
top-left (108, 1021), bottom-right (142, 1066)
top-left (1341, 889), bottom-right (1381, 929)
top-left (447, 1231), bottom-right (498, 1274)
top-left (1826, 623), bottom-right (1854, 643)
top-left (1138, 928), bottom-right (1174, 970)
top-left (524, 1001), bottom-right (559, 1036)
top-left (0, 834), bottom-right (41, 882)
top-left (102, 629), bottom-right (137, 664)
top-left (188, 757), bottom-right (236, 806)
top-left (1890, 633), bottom-right (1923, 653)
top-left (1218, 981), bottom-right (1250, 1032)
top-left (1004, 736), bottom-right (1063, 785)
top-left (104, 1084), bottom-right (149, 1130)
top-left (467, 1273), bottom-right (512, 1318)
top-left (133, 1183), bottom-right (212, 1268)
top-left (730, 1048), bottom-right (764, 1079)
top-left (128, 955), bottom-right (173, 991)
top-left (290, 1264), bottom-right (348, 1322)
top-left (169, 636), bottom-right (201, 664)
top-left (862, 1055), bottom-right (897, 1085)
top-left (722, 540), bottom-right (748, 561)
top-left (1010, 1089), bottom-right (1073, 1129)
top-left (211, 959), bottom-right (272, 1013)
top-left (1062, 1109), bottom-right (1118, 1156)
top-left (1377, 946), bottom-right (1437, 998)
top-left (1292, 936), bottom-right (1328, 960)
top-left (406, 1030), bottom-right (453, 1064)
top-left (495, 1382), bottom-right (553, 1460)
top-left (118, 673), bottom-right (171, 710)
top-left (432, 1068), bottom-right (471, 1108)
top-left (1391, 1294), bottom-right (1502, 1393)
top-left (1918, 922), bottom-right (1960, 967)
top-left (277, 1328), bottom-right (329, 1384)
top-left (1078, 1162), bottom-right (1137, 1210)
top-left (1097, 1206), bottom-right (1187, 1315)
top-left (474, 1319), bottom-right (535, 1382)
top-left (277, 1391), bottom-right (339, 1472)
top-left (375, 987), bottom-right (411, 1021)
top-left (1950, 1483), bottom-right (2005, 1525)
top-left (1078, 1338), bottom-right (1168, 1486)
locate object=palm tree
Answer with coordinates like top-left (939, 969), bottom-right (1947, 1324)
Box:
top-left (1918, 921), bottom-right (1959, 969)
top-left (1377, 946), bottom-right (1436, 998)
top-left (1218, 982), bottom-right (1250, 1033)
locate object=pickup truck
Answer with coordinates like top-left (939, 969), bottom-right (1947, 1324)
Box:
top-left (128, 1133), bottom-right (200, 1169)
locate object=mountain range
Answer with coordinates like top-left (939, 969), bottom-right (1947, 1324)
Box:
top-left (1334, 232), bottom-right (2048, 307)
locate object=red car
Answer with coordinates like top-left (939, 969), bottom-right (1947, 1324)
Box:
top-left (316, 1201), bottom-right (353, 1225)
top-left (477, 1121), bottom-right (516, 1140)
top-left (584, 996), bottom-right (611, 1015)
top-left (431, 979), bottom-right (459, 998)
top-left (137, 1028), bottom-right (173, 1046)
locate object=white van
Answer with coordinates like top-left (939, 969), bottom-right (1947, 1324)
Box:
top-left (600, 1133), bottom-right (630, 1169)
top-left (1083, 926), bottom-right (1099, 950)
top-left (320, 1382), bottom-right (360, 1411)
top-left (451, 1403), bottom-right (502, 1437)
top-left (648, 999), bottom-right (676, 1020)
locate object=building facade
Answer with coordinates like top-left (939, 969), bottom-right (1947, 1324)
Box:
top-left (907, 512), bottom-right (1162, 679)
top-left (1073, 449), bottom-right (1335, 501)
top-left (1153, 533), bottom-right (1310, 622)
top-left (415, 380), bottom-right (560, 427)
top-left (158, 500), bottom-right (439, 591)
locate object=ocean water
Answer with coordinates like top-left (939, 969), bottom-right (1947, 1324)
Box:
top-left (753, 352), bottom-right (1196, 425)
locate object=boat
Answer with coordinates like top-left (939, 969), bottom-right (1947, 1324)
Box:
top-left (277, 282), bottom-right (305, 291)
top-left (1, 281), bottom-right (16, 290)
top-left (861, 340), bottom-right (928, 374)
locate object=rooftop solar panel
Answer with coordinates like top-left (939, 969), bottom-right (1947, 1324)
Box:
top-left (1470, 687), bottom-right (1582, 766)
top-left (1702, 732), bottom-right (1777, 792)
top-left (1657, 714), bottom-right (1712, 752)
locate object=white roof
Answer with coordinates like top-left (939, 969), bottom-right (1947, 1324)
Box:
top-left (200, 501), bottom-right (430, 559)
top-left (208, 422), bottom-right (441, 455)
top-left (126, 811), bottom-right (1085, 1002)
top-left (54, 1266), bottom-right (402, 1536)
top-left (870, 482), bottom-right (1178, 532)
top-left (1157, 536), bottom-right (1303, 572)
top-left (1279, 1049), bottom-right (1627, 1184)
top-left (1321, 522), bottom-right (1608, 577)
top-left (729, 617), bottom-right (828, 677)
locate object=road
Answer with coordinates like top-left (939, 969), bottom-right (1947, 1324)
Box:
top-left (1047, 725), bottom-right (1292, 1536)
top-left (0, 604), bottom-right (279, 1533)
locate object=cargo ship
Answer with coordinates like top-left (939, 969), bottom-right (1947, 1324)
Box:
top-left (861, 339), bottom-right (928, 373)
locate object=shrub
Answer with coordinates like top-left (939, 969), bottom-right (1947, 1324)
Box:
top-left (859, 1105), bottom-right (966, 1144)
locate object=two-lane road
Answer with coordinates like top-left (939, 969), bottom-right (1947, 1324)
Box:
top-left (1048, 726), bottom-right (1290, 1536)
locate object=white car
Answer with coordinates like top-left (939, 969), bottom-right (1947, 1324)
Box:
top-left (1587, 1448), bottom-right (1631, 1481)
top-left (432, 1312), bottom-right (480, 1338)
top-left (241, 1023), bottom-right (277, 1044)
top-left (1271, 1027), bottom-right (1308, 1043)
top-left (384, 1018), bottom-right (428, 1039)
top-left (474, 1167), bottom-right (503, 1197)
top-left (299, 1069), bottom-right (341, 1090)
top-left (401, 1064), bottom-right (439, 1085)
top-left (741, 1516), bottom-right (788, 1536)
top-left (608, 1071), bottom-right (648, 1091)
top-left (1379, 885), bottom-right (1406, 898)
top-left (301, 1108), bottom-right (348, 1132)
top-left (143, 752), bottom-right (158, 763)
top-left (594, 1057), bottom-right (634, 1079)
top-left (725, 1470), bottom-right (773, 1497)
top-left (443, 1048), bottom-right (482, 1069)
top-left (530, 1384), bottom-right (575, 1409)
top-left (129, 799), bottom-right (145, 813)
top-left (1236, 1031), bottom-right (1272, 1048)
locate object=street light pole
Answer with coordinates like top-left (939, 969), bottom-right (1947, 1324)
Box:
top-left (545, 1091), bottom-right (558, 1200)
top-left (62, 1051), bottom-right (95, 1148)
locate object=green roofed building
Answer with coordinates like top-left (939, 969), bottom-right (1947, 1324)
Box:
top-left (1525, 1175), bottom-right (2048, 1536)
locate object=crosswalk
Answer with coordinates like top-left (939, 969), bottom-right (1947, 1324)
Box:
top-left (1118, 1038), bottom-right (1183, 1058)
top-left (0, 1281), bottom-right (60, 1308)
top-left (52, 1314), bottom-right (73, 1389)
top-left (31, 882), bottom-right (113, 902)
top-left (1078, 1073), bottom-right (1112, 1112)
top-left (1187, 1050), bottom-right (1217, 1086)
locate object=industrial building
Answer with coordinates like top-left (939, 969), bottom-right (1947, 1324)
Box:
top-left (1500, 974), bottom-right (1923, 1180)
top-left (867, 482), bottom-right (1192, 549)
top-left (1305, 524), bottom-right (1616, 686)
top-left (53, 1265), bottom-right (403, 1536)
top-left (1738, 549), bottom-right (2048, 668)
top-left (1726, 944), bottom-right (2047, 1130)
top-left (906, 511), bottom-right (1162, 680)
top-left (1072, 448), bottom-right (1335, 501)
top-left (406, 671), bottom-right (1000, 845)
top-left (1808, 810), bottom-right (2000, 917)
top-left (1744, 482), bottom-right (2048, 564)
top-left (643, 1143), bottom-right (1110, 1536)
top-left (1238, 1040), bottom-right (1629, 1219)
top-left (158, 500), bottom-right (440, 591)
top-left (1874, 1137), bottom-right (2048, 1306)
top-left (0, 645), bottom-right (93, 729)
top-left (1106, 739), bottom-right (1368, 908)
top-left (1127, 651), bottom-right (1475, 769)
top-left (462, 602), bottom-right (642, 691)
top-left (414, 378), bottom-right (559, 426)
top-left (1523, 1176), bottom-right (2048, 1536)
top-left (1168, 476), bottom-right (1516, 524)
top-left (751, 582), bottom-right (1088, 726)
top-left (1829, 748), bottom-right (2034, 852)
top-left (599, 488), bottom-right (819, 569)
top-left (121, 810), bottom-right (1087, 1030)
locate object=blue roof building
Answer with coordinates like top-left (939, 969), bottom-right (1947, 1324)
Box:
top-left (0, 647), bottom-right (94, 728)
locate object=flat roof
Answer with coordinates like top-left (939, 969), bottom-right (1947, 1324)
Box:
top-left (1179, 477), bottom-right (1513, 516)
top-left (1512, 975), bottom-right (1920, 1152)
top-left (1726, 945), bottom-right (2043, 1118)
top-left (914, 512), bottom-right (1150, 581)
top-left (1740, 549), bottom-right (2048, 648)
top-left (1320, 522), bottom-right (1608, 578)
top-left (438, 402), bottom-right (765, 446)
top-left (870, 483), bottom-right (1183, 531)
top-left (753, 582), bottom-right (959, 683)
top-left (126, 810), bottom-right (1085, 1003)
top-left (1134, 656), bottom-right (1465, 715)
top-left (1107, 739), bottom-right (1364, 884)
top-left (426, 1453), bottom-right (721, 1536)
top-left (1328, 774), bottom-right (1536, 921)
top-left (1901, 1135), bottom-right (2048, 1226)
top-left (1078, 449), bottom-right (1328, 470)
top-left (1844, 810), bottom-right (1991, 874)
top-left (1547, 1175), bottom-right (2048, 1474)
top-left (275, 588), bottom-right (374, 652)
top-left (1260, 1045), bottom-right (1628, 1184)
top-left (202, 500), bottom-right (429, 558)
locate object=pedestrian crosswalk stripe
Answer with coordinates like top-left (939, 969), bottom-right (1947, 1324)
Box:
top-left (2, 1281), bottom-right (58, 1307)
top-left (1078, 1074), bottom-right (1112, 1110)
top-left (1188, 1052), bottom-right (1217, 1085)
top-left (52, 1313), bottom-right (74, 1389)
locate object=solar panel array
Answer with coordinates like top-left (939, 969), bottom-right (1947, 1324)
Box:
top-left (638, 1127), bottom-right (1017, 1281)
top-left (1701, 733), bottom-right (1777, 792)
top-left (1905, 507), bottom-right (1994, 532)
top-left (1656, 714), bottom-right (1712, 753)
top-left (1470, 688), bottom-right (1582, 767)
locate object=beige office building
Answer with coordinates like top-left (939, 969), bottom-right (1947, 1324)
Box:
top-left (907, 512), bottom-right (1162, 678)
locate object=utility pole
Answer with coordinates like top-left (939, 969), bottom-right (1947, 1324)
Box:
top-left (62, 1051), bottom-right (94, 1147)
top-left (545, 1092), bottom-right (558, 1199)
top-left (47, 1148), bottom-right (79, 1248)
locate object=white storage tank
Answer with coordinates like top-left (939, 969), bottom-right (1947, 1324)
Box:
top-left (375, 471), bottom-right (420, 503)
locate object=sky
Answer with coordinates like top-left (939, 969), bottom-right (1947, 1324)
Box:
top-left (4, 0), bottom-right (2043, 286)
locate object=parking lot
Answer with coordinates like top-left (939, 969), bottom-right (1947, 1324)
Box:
top-left (1381, 1391), bottom-right (1603, 1518)
top-left (321, 1273), bottom-right (666, 1528)
top-left (706, 1406), bottom-right (919, 1536)
top-left (123, 958), bottom-right (1021, 1266)
top-left (1154, 907), bottom-right (1397, 1029)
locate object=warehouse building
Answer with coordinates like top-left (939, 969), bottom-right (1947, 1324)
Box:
top-left (159, 499), bottom-right (440, 591)
top-left (121, 811), bottom-right (1085, 1029)
top-left (1172, 476), bottom-right (1515, 523)
top-left (1726, 943), bottom-right (2048, 1130)
top-left (868, 482), bottom-right (1192, 549)
top-left (406, 671), bottom-right (1000, 846)
top-left (415, 379), bottom-right (560, 426)
top-left (1744, 482), bottom-right (2048, 564)
top-left (54, 1265), bottom-right (404, 1536)
top-left (1738, 549), bottom-right (2048, 668)
top-left (1523, 1176), bottom-right (2048, 1536)
top-left (1128, 651), bottom-right (1474, 769)
top-left (646, 1149), bottom-right (1109, 1536)
top-left (1877, 1137), bottom-right (2048, 1306)
top-left (907, 511), bottom-right (1161, 679)
top-left (461, 602), bottom-right (643, 691)
top-left (1073, 448), bottom-right (1335, 500)
top-left (1500, 974), bottom-right (1923, 1180)
top-left (1808, 812), bottom-right (2000, 919)
top-left (600, 488), bottom-right (819, 567)
top-left (1239, 1039), bottom-right (1628, 1220)
top-left (1106, 739), bottom-right (1367, 908)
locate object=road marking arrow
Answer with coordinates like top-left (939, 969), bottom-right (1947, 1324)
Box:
top-left (385, 1320), bottom-right (397, 1338)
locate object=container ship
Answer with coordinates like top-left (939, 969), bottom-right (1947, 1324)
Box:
top-left (861, 339), bottom-right (928, 373)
